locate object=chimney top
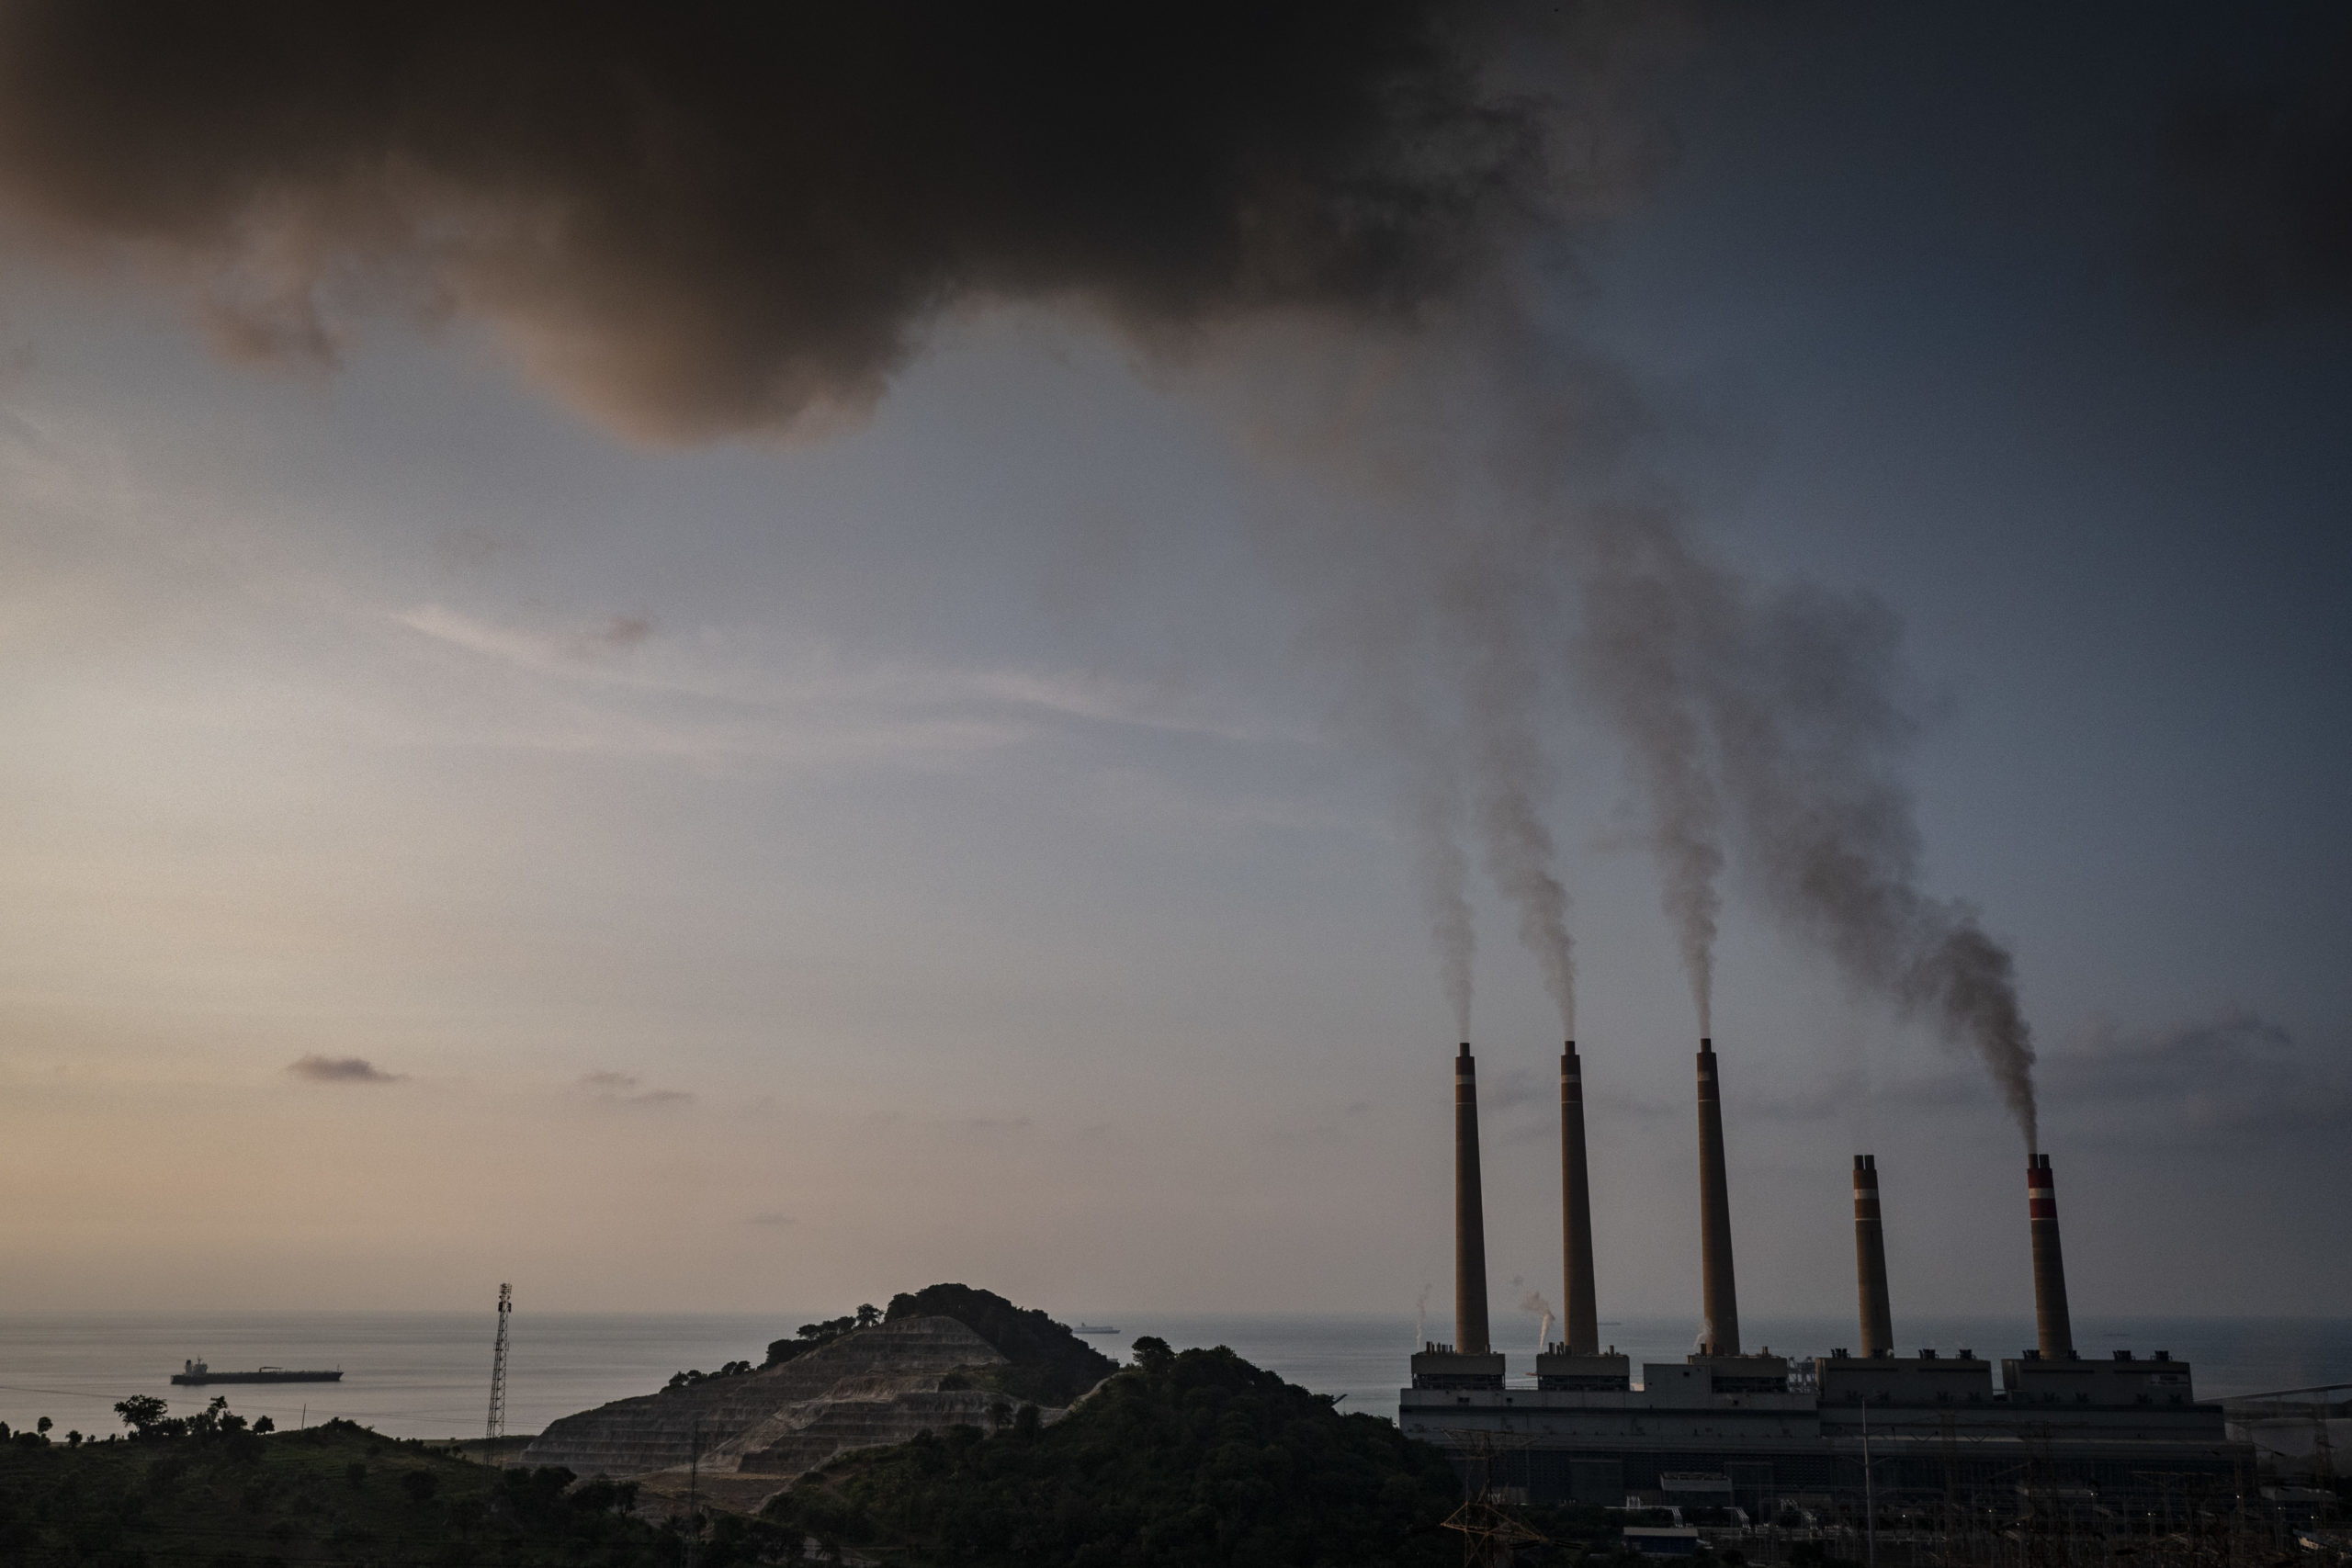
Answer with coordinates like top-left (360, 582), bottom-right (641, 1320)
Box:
top-left (1854, 1154), bottom-right (1875, 1171)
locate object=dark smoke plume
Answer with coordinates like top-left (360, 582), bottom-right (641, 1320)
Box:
top-left (1572, 505), bottom-right (1724, 1034)
top-left (1470, 620), bottom-right (1578, 1038)
top-left (1410, 753), bottom-right (1479, 1042)
top-left (0, 0), bottom-right (1549, 441)
top-left (1693, 569), bottom-right (2041, 1148)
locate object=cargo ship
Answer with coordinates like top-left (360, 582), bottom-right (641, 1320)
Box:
top-left (171, 1359), bottom-right (342, 1386)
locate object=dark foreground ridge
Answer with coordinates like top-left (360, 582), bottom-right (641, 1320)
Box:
top-left (0, 1344), bottom-right (1644, 1567)
top-left (0, 1413), bottom-right (689, 1567)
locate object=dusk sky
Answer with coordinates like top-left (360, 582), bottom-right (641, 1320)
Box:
top-left (0, 3), bottom-right (2345, 1325)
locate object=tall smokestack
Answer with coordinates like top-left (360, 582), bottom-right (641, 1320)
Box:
top-left (1694, 1039), bottom-right (1741, 1356)
top-left (1561, 1043), bottom-right (1599, 1354)
top-left (2028, 1153), bottom-right (2074, 1359)
top-left (1454, 1043), bottom-right (1491, 1356)
top-left (1852, 1155), bottom-right (1894, 1358)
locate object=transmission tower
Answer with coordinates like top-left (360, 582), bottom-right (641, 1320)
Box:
top-left (1436, 1429), bottom-right (1547, 1568)
top-left (485, 1282), bottom-right (513, 1450)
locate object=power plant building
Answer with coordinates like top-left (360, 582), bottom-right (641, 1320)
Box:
top-left (1402, 1039), bottom-right (2247, 1512)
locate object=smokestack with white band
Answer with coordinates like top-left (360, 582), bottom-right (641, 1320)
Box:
top-left (1562, 1043), bottom-right (1599, 1355)
top-left (1455, 1043), bottom-right (1492, 1357)
top-left (1695, 1039), bottom-right (1741, 1356)
top-left (1853, 1155), bottom-right (1894, 1358)
top-left (2028, 1153), bottom-right (2074, 1359)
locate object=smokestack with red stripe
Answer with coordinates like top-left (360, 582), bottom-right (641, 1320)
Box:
top-left (1562, 1043), bottom-right (1599, 1354)
top-left (1454, 1043), bottom-right (1492, 1357)
top-left (2028, 1153), bottom-right (2074, 1358)
top-left (1852, 1155), bottom-right (1894, 1358)
top-left (1695, 1039), bottom-right (1741, 1356)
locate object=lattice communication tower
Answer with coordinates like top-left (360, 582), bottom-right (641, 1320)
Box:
top-left (485, 1282), bottom-right (513, 1446)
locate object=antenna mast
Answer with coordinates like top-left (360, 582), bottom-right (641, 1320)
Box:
top-left (485, 1282), bottom-right (513, 1451)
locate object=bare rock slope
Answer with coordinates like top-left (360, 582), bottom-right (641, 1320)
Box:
top-left (525, 1316), bottom-right (1011, 1478)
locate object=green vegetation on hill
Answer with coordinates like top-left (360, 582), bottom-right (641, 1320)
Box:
top-left (764, 1337), bottom-right (1461, 1567)
top-left (886, 1281), bottom-right (1120, 1406)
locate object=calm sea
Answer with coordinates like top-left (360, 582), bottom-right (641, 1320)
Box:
top-left (2, 1310), bottom-right (2344, 1444)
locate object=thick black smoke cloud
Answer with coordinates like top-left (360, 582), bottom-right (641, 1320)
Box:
top-left (0, 0), bottom-right (2046, 1140)
top-left (0, 0), bottom-right (1547, 440)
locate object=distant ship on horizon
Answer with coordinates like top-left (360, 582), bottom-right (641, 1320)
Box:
top-left (171, 1359), bottom-right (343, 1386)
top-left (1072, 1325), bottom-right (1120, 1335)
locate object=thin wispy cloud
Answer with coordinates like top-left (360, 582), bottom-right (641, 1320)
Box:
top-left (391, 604), bottom-right (1283, 745)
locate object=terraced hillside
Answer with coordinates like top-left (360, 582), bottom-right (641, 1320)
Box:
top-left (524, 1285), bottom-right (1120, 1513)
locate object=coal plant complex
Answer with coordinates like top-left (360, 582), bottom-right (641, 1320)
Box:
top-left (1400, 1040), bottom-right (2248, 1521)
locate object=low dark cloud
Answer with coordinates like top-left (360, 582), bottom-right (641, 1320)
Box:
top-left (1698, 1013), bottom-right (2350, 1145)
top-left (0, 0), bottom-right (1605, 441)
top-left (2043, 1010), bottom-right (2352, 1139)
top-left (287, 1054), bottom-right (401, 1084)
top-left (590, 615), bottom-right (652, 651)
top-left (580, 1070), bottom-right (692, 1106)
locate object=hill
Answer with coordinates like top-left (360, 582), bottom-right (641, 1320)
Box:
top-left (885, 1282), bottom-right (1121, 1406)
top-left (525, 1284), bottom-right (1121, 1508)
top-left (763, 1337), bottom-right (1465, 1567)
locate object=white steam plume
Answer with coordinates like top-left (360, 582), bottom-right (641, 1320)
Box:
top-left (1521, 1289), bottom-right (1555, 1352)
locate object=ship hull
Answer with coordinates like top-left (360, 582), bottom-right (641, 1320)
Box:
top-left (170, 1371), bottom-right (343, 1384)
